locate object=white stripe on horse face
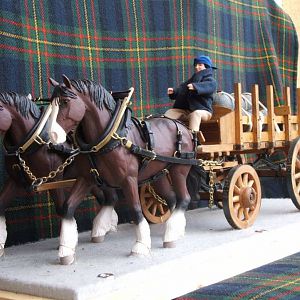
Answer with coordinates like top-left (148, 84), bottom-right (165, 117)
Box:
top-left (48, 99), bottom-right (67, 144)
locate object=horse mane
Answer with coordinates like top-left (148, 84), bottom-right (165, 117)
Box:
top-left (0, 92), bottom-right (41, 119)
top-left (70, 79), bottom-right (116, 113)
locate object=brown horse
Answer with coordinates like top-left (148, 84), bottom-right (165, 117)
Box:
top-left (48, 75), bottom-right (198, 261)
top-left (0, 92), bottom-right (118, 263)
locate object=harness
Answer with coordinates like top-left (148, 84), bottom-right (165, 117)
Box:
top-left (72, 88), bottom-right (220, 188)
top-left (4, 104), bottom-right (53, 156)
top-left (4, 103), bottom-right (78, 190)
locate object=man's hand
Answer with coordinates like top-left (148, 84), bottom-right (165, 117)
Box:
top-left (187, 83), bottom-right (194, 90)
top-left (167, 88), bottom-right (174, 95)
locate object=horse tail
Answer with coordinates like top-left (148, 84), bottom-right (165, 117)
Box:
top-left (186, 165), bottom-right (208, 201)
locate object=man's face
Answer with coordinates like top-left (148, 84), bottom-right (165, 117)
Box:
top-left (194, 63), bottom-right (206, 72)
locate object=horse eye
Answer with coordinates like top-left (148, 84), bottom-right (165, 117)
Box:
top-left (59, 99), bottom-right (68, 107)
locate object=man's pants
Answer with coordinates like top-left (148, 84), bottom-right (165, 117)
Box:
top-left (164, 108), bottom-right (211, 132)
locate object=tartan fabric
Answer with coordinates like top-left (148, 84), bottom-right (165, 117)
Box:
top-left (175, 252), bottom-right (300, 300)
top-left (0, 0), bottom-right (298, 245)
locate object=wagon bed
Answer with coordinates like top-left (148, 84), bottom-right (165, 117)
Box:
top-left (142, 83), bottom-right (300, 229)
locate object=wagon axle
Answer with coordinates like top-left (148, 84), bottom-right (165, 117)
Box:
top-left (240, 187), bottom-right (257, 210)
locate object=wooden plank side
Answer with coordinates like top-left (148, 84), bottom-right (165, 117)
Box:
top-left (266, 85), bottom-right (275, 146)
top-left (234, 83), bottom-right (243, 148)
top-left (251, 84), bottom-right (260, 147)
top-left (283, 86), bottom-right (292, 141)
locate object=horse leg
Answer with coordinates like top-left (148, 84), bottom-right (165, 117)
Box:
top-left (59, 178), bottom-right (90, 265)
top-left (0, 179), bottom-right (19, 257)
top-left (152, 176), bottom-right (177, 211)
top-left (122, 176), bottom-right (151, 256)
top-left (91, 187), bottom-right (118, 243)
top-left (163, 168), bottom-right (191, 248)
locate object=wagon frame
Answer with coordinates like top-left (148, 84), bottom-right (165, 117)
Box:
top-left (141, 82), bottom-right (300, 229)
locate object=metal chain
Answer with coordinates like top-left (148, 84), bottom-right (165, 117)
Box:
top-left (147, 184), bottom-right (168, 206)
top-left (208, 166), bottom-right (215, 208)
top-left (18, 152), bottom-right (78, 188)
top-left (113, 133), bottom-right (222, 208)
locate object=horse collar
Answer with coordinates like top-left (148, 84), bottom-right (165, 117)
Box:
top-left (4, 104), bottom-right (53, 156)
top-left (74, 95), bottom-right (132, 153)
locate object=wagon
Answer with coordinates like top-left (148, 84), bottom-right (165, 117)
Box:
top-left (140, 82), bottom-right (300, 229)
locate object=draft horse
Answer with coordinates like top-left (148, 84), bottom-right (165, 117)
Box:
top-left (48, 75), bottom-right (199, 261)
top-left (0, 92), bottom-right (118, 264)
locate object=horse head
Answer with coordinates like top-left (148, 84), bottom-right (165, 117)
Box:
top-left (49, 75), bottom-right (116, 146)
top-left (49, 75), bottom-right (86, 144)
top-left (0, 104), bottom-right (12, 135)
top-left (0, 92), bottom-right (41, 140)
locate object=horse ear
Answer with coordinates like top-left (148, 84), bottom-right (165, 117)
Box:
top-left (62, 74), bottom-right (72, 88)
top-left (49, 78), bottom-right (59, 86)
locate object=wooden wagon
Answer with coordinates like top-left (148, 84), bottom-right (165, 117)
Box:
top-left (140, 83), bottom-right (300, 229)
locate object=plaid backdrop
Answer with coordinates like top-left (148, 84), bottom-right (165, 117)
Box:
top-left (0, 0), bottom-right (298, 245)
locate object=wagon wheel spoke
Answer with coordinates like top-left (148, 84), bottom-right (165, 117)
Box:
top-left (247, 179), bottom-right (254, 187)
top-left (296, 158), bottom-right (300, 170)
top-left (244, 208), bottom-right (249, 220)
top-left (151, 204), bottom-right (157, 216)
top-left (242, 173), bottom-right (249, 186)
top-left (294, 173), bottom-right (300, 180)
top-left (146, 199), bottom-right (154, 209)
top-left (234, 185), bottom-right (240, 194)
top-left (234, 203), bottom-right (241, 212)
top-left (158, 204), bottom-right (165, 214)
top-left (237, 207), bottom-right (243, 219)
top-left (232, 195), bottom-right (240, 202)
top-left (237, 176), bottom-right (243, 188)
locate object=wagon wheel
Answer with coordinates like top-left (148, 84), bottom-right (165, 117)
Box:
top-left (140, 184), bottom-right (171, 224)
top-left (286, 137), bottom-right (300, 209)
top-left (223, 165), bottom-right (261, 229)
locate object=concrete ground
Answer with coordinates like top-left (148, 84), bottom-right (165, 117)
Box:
top-left (0, 198), bottom-right (300, 300)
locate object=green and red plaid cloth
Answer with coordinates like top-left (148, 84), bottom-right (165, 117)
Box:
top-left (0, 0), bottom-right (298, 245)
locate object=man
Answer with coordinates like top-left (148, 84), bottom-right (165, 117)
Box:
top-left (165, 55), bottom-right (217, 143)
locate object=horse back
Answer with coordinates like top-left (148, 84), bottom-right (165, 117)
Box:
top-left (128, 116), bottom-right (193, 156)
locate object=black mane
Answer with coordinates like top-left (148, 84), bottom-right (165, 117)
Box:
top-left (0, 92), bottom-right (41, 119)
top-left (70, 79), bottom-right (116, 113)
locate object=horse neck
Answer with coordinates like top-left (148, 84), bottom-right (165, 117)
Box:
top-left (80, 101), bottom-right (112, 142)
top-left (8, 112), bottom-right (36, 145)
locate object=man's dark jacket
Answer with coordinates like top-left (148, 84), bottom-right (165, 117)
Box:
top-left (169, 68), bottom-right (216, 114)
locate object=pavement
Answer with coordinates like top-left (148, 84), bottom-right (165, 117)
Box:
top-left (1, 197), bottom-right (300, 300)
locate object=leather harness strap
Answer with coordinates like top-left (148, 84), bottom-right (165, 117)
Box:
top-left (4, 104), bottom-right (53, 156)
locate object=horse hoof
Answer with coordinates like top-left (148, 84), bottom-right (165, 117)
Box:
top-left (163, 241), bottom-right (176, 248)
top-left (60, 255), bottom-right (75, 265)
top-left (130, 251), bottom-right (149, 257)
top-left (0, 248), bottom-right (4, 257)
top-left (91, 236), bottom-right (105, 243)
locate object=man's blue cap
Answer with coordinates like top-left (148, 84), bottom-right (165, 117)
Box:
top-left (194, 55), bottom-right (217, 69)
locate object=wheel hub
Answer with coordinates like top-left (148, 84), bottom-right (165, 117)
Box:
top-left (240, 187), bottom-right (257, 209)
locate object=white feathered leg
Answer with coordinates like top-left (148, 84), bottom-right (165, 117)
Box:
top-left (91, 206), bottom-right (118, 243)
top-left (59, 218), bottom-right (78, 265)
top-left (131, 217), bottom-right (151, 256)
top-left (163, 209), bottom-right (186, 248)
top-left (0, 216), bottom-right (7, 257)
